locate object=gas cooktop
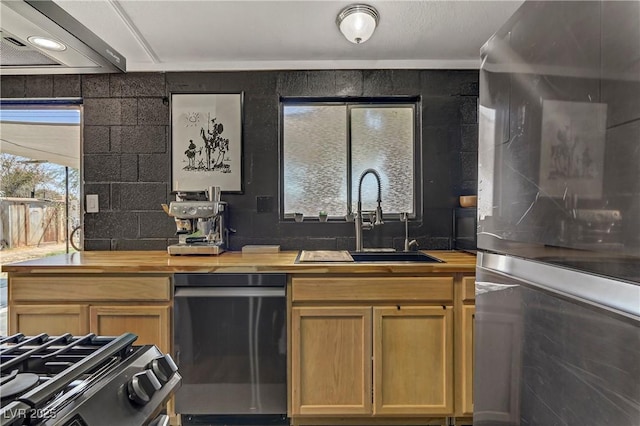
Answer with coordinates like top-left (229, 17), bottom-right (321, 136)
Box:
top-left (0, 333), bottom-right (180, 426)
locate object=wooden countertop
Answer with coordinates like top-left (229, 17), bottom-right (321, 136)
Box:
top-left (2, 250), bottom-right (476, 274)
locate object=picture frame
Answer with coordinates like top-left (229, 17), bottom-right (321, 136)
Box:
top-left (538, 100), bottom-right (607, 199)
top-left (171, 93), bottom-right (244, 193)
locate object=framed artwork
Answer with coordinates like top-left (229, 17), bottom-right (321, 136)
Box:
top-left (539, 100), bottom-right (607, 199)
top-left (171, 93), bottom-right (244, 193)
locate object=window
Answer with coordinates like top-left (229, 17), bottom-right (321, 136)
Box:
top-left (282, 99), bottom-right (418, 219)
top-left (0, 100), bottom-right (82, 336)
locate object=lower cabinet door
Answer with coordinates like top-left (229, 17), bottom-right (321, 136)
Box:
top-left (462, 305), bottom-right (475, 415)
top-left (291, 306), bottom-right (372, 416)
top-left (89, 305), bottom-right (170, 352)
top-left (10, 305), bottom-right (89, 336)
top-left (373, 306), bottom-right (454, 415)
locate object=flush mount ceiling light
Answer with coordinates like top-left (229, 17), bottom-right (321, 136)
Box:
top-left (27, 36), bottom-right (66, 51)
top-left (336, 4), bottom-right (379, 44)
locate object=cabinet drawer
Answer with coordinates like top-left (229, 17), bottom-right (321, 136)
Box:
top-left (462, 276), bottom-right (476, 302)
top-left (10, 275), bottom-right (171, 302)
top-left (292, 277), bottom-right (453, 303)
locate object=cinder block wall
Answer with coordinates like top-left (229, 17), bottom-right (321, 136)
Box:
top-left (1, 70), bottom-right (479, 250)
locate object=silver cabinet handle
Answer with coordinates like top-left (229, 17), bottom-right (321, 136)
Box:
top-left (174, 287), bottom-right (285, 298)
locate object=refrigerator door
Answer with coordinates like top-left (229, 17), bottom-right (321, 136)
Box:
top-left (478, 0), bottom-right (640, 281)
top-left (474, 253), bottom-right (640, 425)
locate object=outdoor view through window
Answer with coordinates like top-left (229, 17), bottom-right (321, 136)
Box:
top-left (0, 105), bottom-right (81, 335)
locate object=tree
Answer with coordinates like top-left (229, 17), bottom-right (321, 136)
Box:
top-left (47, 166), bottom-right (80, 201)
top-left (1, 153), bottom-right (44, 197)
top-left (0, 153), bottom-right (77, 199)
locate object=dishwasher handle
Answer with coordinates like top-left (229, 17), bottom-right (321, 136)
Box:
top-left (174, 287), bottom-right (285, 298)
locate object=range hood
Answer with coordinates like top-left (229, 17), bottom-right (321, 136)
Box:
top-left (0, 0), bottom-right (126, 75)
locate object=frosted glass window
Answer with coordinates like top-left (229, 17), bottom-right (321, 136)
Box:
top-left (351, 107), bottom-right (414, 215)
top-left (283, 105), bottom-right (348, 216)
top-left (282, 101), bottom-right (416, 218)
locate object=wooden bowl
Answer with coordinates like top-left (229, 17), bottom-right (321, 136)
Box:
top-left (459, 195), bottom-right (477, 208)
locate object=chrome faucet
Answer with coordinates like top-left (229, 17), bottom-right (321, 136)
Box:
top-left (355, 168), bottom-right (384, 252)
top-left (400, 212), bottom-right (418, 252)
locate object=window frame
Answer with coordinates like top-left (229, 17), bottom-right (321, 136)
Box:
top-left (279, 96), bottom-right (422, 222)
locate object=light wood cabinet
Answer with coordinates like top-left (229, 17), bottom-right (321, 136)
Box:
top-left (461, 305), bottom-right (475, 415)
top-left (291, 307), bottom-right (372, 416)
top-left (455, 275), bottom-right (476, 422)
top-left (90, 305), bottom-right (170, 353)
top-left (10, 275), bottom-right (171, 302)
top-left (291, 276), bottom-right (454, 302)
top-left (373, 306), bottom-right (453, 415)
top-left (10, 304), bottom-right (89, 336)
top-left (290, 276), bottom-right (455, 421)
top-left (8, 274), bottom-right (175, 423)
top-left (7, 274), bottom-right (171, 354)
top-left (461, 276), bottom-right (476, 303)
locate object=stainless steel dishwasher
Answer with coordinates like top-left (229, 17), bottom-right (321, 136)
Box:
top-left (173, 273), bottom-right (287, 425)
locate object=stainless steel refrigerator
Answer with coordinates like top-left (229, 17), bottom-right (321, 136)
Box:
top-left (475, 1), bottom-right (640, 425)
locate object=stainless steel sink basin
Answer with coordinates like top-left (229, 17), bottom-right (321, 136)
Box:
top-left (348, 251), bottom-right (443, 263)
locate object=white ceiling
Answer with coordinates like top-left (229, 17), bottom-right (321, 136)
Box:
top-left (53, 0), bottom-right (524, 72)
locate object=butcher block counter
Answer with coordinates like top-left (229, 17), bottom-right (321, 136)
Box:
top-left (2, 249), bottom-right (476, 273)
top-left (4, 250), bottom-right (477, 425)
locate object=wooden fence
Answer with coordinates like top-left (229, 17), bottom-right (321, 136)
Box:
top-left (0, 198), bottom-right (75, 249)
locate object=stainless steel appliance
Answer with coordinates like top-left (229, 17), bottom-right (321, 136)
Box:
top-left (173, 274), bottom-right (287, 425)
top-left (475, 1), bottom-right (640, 424)
top-left (0, 332), bottom-right (180, 426)
top-left (475, 253), bottom-right (640, 425)
top-left (0, 0), bottom-right (126, 74)
top-left (163, 186), bottom-right (229, 256)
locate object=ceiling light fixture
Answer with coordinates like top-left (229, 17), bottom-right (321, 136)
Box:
top-left (27, 36), bottom-right (66, 52)
top-left (336, 4), bottom-right (379, 44)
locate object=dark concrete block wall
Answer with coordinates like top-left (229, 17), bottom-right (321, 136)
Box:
top-left (1, 70), bottom-right (479, 251)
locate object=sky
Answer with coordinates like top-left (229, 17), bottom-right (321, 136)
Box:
top-left (0, 109), bottom-right (81, 124)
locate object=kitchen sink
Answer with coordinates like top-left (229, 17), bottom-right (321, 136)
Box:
top-left (348, 251), bottom-right (443, 263)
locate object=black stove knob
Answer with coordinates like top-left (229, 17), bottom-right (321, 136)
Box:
top-left (127, 370), bottom-right (162, 406)
top-left (148, 354), bottom-right (178, 384)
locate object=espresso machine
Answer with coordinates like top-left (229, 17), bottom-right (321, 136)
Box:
top-left (163, 186), bottom-right (229, 255)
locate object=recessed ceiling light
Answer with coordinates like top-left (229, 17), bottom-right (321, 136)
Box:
top-left (27, 36), bottom-right (66, 52)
